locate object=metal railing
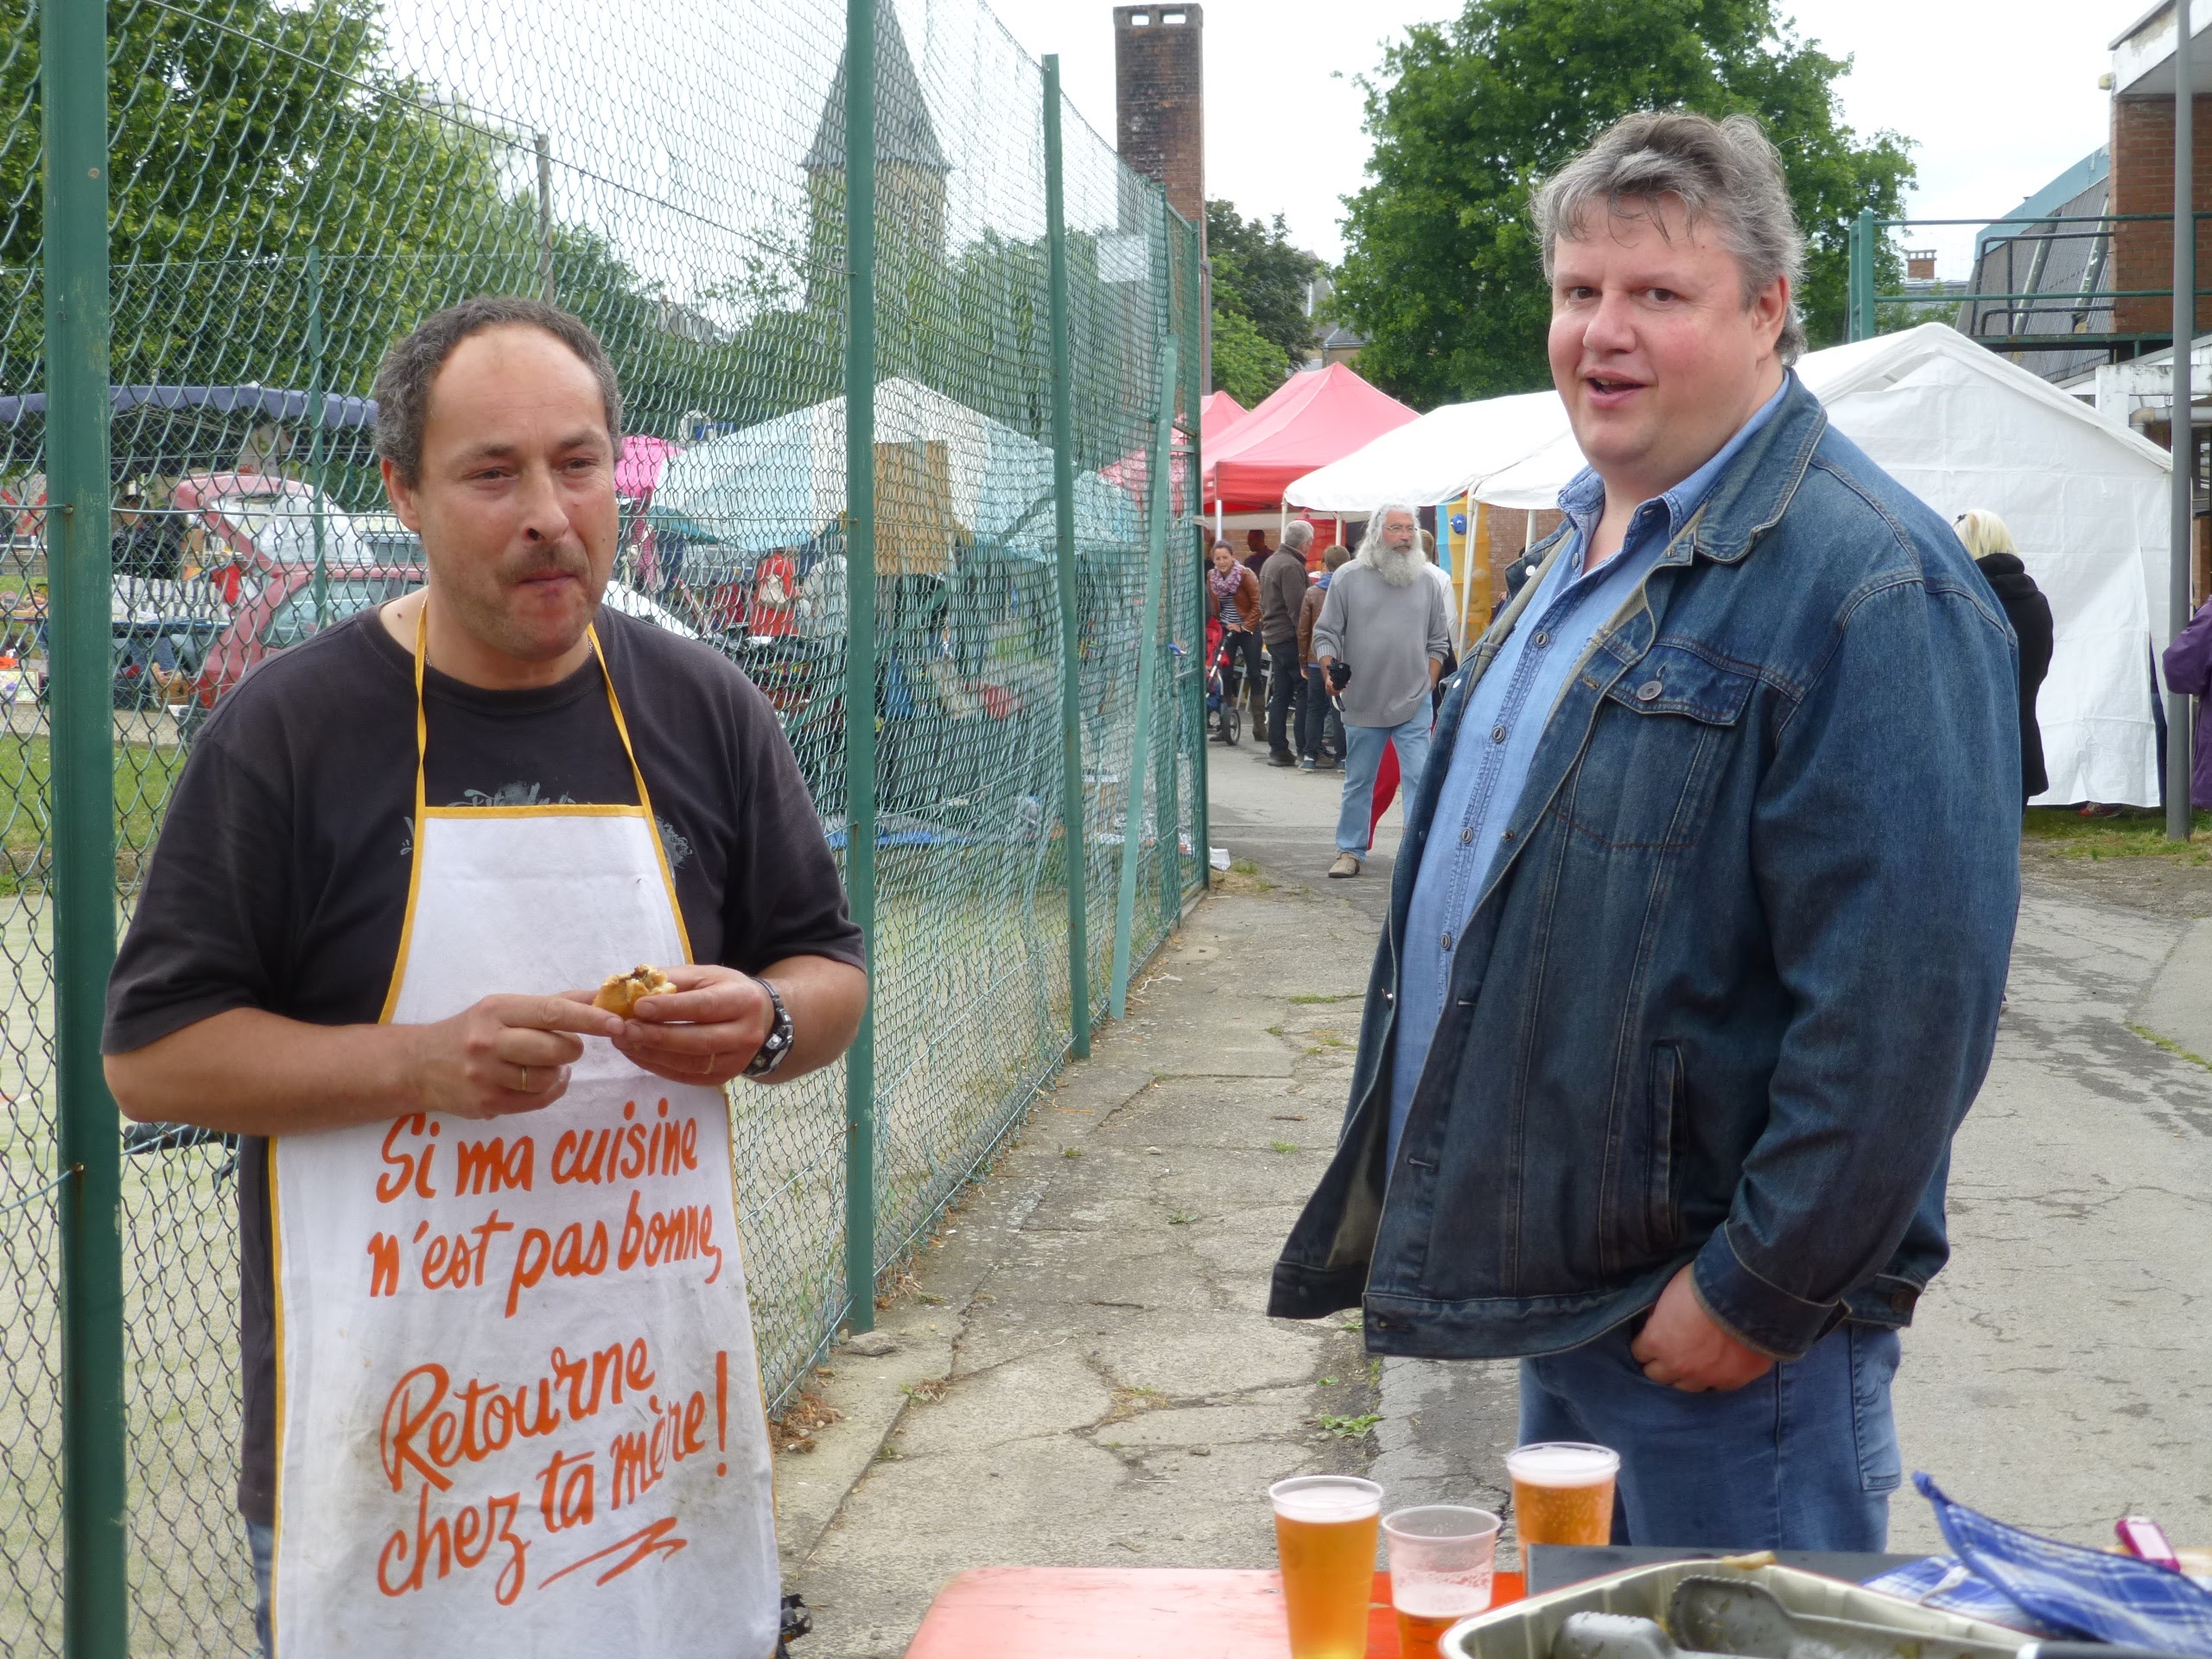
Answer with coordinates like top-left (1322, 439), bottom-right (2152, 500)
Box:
top-left (1846, 208), bottom-right (2212, 346)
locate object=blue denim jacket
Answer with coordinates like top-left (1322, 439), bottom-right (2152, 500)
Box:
top-left (1267, 374), bottom-right (2021, 1362)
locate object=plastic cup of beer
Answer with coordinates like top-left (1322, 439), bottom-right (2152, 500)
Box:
top-left (1382, 1504), bottom-right (1502, 1657)
top-left (1505, 1442), bottom-right (1619, 1548)
top-left (1269, 1475), bottom-right (1383, 1659)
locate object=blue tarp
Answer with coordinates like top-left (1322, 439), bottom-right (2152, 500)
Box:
top-left (0, 385), bottom-right (377, 427)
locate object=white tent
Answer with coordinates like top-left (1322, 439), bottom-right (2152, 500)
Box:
top-left (652, 376), bottom-right (1135, 558)
top-left (1281, 391), bottom-right (1567, 512)
top-left (1469, 326), bottom-right (2173, 808)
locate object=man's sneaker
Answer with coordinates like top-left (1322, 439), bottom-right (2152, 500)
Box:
top-left (1327, 852), bottom-right (1361, 879)
top-left (1297, 756), bottom-right (1317, 772)
top-left (1268, 750), bottom-right (1297, 767)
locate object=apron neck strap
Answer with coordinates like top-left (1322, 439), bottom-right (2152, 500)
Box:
top-left (409, 598), bottom-right (658, 820)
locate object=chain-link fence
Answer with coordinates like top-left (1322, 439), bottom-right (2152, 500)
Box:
top-left (3, 0), bottom-right (1205, 1649)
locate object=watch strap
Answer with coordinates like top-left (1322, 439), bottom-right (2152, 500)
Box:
top-left (743, 975), bottom-right (794, 1077)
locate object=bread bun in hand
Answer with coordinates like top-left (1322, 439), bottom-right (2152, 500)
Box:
top-left (593, 964), bottom-right (677, 1019)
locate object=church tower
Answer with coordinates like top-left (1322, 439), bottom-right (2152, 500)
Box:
top-left (803, 0), bottom-right (950, 312)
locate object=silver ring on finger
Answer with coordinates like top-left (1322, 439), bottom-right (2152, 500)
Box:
top-left (706, 1052), bottom-right (720, 1074)
top-left (518, 1064), bottom-right (534, 1093)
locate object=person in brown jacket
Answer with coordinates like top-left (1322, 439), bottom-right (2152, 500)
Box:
top-left (1296, 544), bottom-right (1351, 769)
top-left (1260, 521), bottom-right (1315, 764)
top-left (1208, 541), bottom-right (1264, 743)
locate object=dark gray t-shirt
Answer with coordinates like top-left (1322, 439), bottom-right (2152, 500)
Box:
top-left (103, 605), bottom-right (864, 1522)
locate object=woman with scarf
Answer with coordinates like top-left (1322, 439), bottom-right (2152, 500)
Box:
top-left (1209, 540), bottom-right (1263, 745)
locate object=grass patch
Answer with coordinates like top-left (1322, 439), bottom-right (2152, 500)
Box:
top-left (1317, 1412), bottom-right (1381, 1440)
top-left (2126, 1022), bottom-right (2212, 1071)
top-left (2022, 807), bottom-right (2212, 866)
top-left (1287, 994), bottom-right (1346, 1005)
top-left (0, 732), bottom-right (188, 888)
top-left (1268, 1140), bottom-right (1298, 1154)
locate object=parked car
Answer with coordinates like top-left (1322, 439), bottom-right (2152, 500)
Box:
top-left (170, 473), bottom-right (410, 601)
top-left (176, 563), bottom-right (423, 741)
top-left (175, 568), bottom-right (699, 740)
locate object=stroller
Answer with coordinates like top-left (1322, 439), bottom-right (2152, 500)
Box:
top-left (1205, 619), bottom-right (1243, 746)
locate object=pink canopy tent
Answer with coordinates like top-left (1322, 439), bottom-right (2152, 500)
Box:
top-left (616, 434), bottom-right (683, 501)
top-left (1202, 364), bottom-right (1416, 515)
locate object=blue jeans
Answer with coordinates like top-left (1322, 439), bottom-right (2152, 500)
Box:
top-left (247, 1518), bottom-right (274, 1656)
top-left (1337, 715), bottom-right (1433, 855)
top-left (1518, 1319), bottom-right (1902, 1549)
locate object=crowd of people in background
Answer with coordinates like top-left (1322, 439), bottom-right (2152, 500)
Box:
top-left (1203, 496), bottom-right (2152, 881)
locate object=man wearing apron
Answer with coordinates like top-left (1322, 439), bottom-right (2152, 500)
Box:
top-left (105, 297), bottom-right (868, 1657)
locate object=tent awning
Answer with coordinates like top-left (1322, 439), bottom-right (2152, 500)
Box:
top-left (1203, 363), bottom-right (1418, 512)
top-left (1283, 391), bottom-right (1567, 512)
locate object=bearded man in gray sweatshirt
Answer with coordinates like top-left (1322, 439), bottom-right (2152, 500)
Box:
top-left (1311, 505), bottom-right (1450, 878)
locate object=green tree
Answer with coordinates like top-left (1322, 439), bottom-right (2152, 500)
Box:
top-left (1333, 0), bottom-right (1916, 404)
top-left (1210, 307), bottom-right (1290, 407)
top-left (1207, 200), bottom-right (1321, 373)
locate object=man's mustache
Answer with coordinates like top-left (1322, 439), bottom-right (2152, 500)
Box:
top-left (499, 546), bottom-right (591, 583)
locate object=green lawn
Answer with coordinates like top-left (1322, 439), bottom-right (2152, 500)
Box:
top-left (0, 732), bottom-right (188, 887)
top-left (2022, 806), bottom-right (2212, 866)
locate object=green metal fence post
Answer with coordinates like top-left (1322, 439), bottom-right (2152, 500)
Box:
top-left (1847, 210), bottom-right (1867, 342)
top-left (1154, 201), bottom-right (1183, 935)
top-left (1854, 209), bottom-right (1879, 341)
top-left (1042, 56), bottom-right (1090, 1058)
top-left (308, 245), bottom-right (329, 628)
top-left (840, 0), bottom-right (880, 1334)
top-left (42, 0), bottom-right (130, 1650)
top-left (1109, 332), bottom-right (1178, 1018)
top-left (1187, 215), bottom-right (1209, 897)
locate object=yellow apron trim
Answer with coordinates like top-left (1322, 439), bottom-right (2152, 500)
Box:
top-left (416, 803), bottom-right (650, 821)
top-left (266, 1145), bottom-right (286, 1654)
top-left (375, 600), bottom-right (696, 1025)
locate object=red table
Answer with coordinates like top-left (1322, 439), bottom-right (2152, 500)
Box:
top-left (904, 1566), bottom-right (1527, 1658)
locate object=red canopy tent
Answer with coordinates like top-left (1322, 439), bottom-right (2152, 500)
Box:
top-left (1198, 390), bottom-right (1247, 448)
top-left (1202, 363), bottom-right (1416, 514)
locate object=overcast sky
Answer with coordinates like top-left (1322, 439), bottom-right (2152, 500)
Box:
top-left (981, 0), bottom-right (2146, 277)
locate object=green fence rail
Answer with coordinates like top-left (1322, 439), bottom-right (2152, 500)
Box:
top-left (1844, 208), bottom-right (2212, 346)
top-left (1, 0), bottom-right (1206, 1649)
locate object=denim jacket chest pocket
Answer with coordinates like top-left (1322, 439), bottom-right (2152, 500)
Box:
top-left (1554, 642), bottom-right (1760, 854)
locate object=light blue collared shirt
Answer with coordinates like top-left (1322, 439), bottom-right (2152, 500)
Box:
top-left (1386, 381), bottom-right (1789, 1163)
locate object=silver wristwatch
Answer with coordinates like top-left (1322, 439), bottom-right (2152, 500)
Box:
top-left (743, 976), bottom-right (794, 1077)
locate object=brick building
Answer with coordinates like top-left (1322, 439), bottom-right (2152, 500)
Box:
top-left (2109, 3), bottom-right (2212, 339)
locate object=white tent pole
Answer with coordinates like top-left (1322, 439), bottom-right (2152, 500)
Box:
top-left (1458, 489), bottom-right (1479, 646)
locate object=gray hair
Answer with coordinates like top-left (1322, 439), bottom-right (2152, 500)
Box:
top-left (373, 295), bottom-right (624, 486)
top-left (1531, 111), bottom-right (1806, 364)
top-left (1283, 519), bottom-right (1315, 552)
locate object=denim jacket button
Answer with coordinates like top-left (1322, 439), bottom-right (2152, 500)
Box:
top-left (1636, 678), bottom-right (1664, 702)
top-left (1459, 826), bottom-right (1474, 844)
top-left (1440, 931), bottom-right (1453, 951)
top-left (1490, 724), bottom-right (1507, 743)
top-left (1533, 631), bottom-right (1550, 649)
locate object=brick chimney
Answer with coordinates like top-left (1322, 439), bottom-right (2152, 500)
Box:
top-left (1114, 5), bottom-right (1204, 236)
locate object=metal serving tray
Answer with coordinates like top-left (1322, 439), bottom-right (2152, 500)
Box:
top-left (1442, 1559), bottom-right (2035, 1659)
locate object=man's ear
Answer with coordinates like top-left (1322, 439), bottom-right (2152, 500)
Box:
top-left (1751, 274), bottom-right (1790, 354)
top-left (381, 457), bottom-right (422, 533)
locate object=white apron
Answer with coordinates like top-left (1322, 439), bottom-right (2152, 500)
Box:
top-left (270, 613), bottom-right (779, 1657)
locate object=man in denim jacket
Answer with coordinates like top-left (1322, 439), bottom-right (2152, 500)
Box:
top-left (1268, 111), bottom-right (2020, 1549)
